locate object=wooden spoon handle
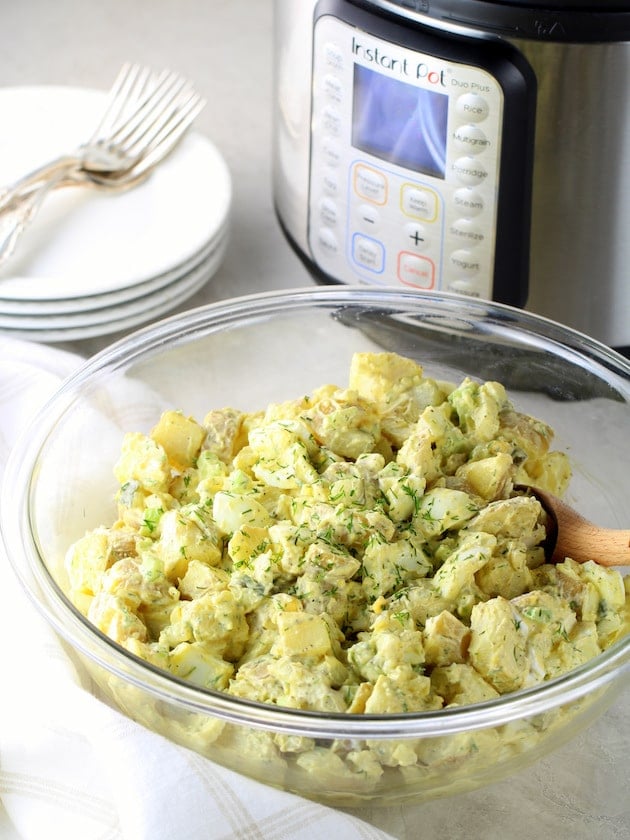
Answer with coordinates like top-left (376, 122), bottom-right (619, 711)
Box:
top-left (553, 523), bottom-right (630, 567)
top-left (517, 485), bottom-right (630, 567)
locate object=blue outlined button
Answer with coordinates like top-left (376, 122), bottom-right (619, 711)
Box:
top-left (352, 233), bottom-right (385, 273)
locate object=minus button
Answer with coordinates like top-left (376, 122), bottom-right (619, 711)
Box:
top-left (357, 203), bottom-right (380, 230)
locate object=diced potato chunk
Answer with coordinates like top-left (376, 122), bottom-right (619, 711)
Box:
top-left (413, 487), bottom-right (479, 539)
top-left (423, 610), bottom-right (470, 666)
top-left (162, 590), bottom-right (248, 660)
top-left (273, 612), bottom-right (333, 658)
top-left (178, 560), bottom-right (230, 599)
top-left (397, 405), bottom-right (464, 482)
top-left (308, 388), bottom-right (381, 459)
top-left (248, 422), bottom-right (319, 489)
top-left (362, 538), bottom-right (431, 599)
top-left (580, 561), bottom-right (626, 613)
top-left (228, 524), bottom-right (271, 568)
top-left (114, 432), bottom-right (170, 491)
top-left (554, 559), bottom-right (600, 622)
top-left (88, 591), bottom-right (148, 645)
top-left (545, 622), bottom-right (601, 679)
top-left (431, 663), bottom-right (500, 705)
top-left (519, 450), bottom-right (571, 497)
top-left (65, 528), bottom-right (114, 606)
top-left (364, 671), bottom-right (439, 714)
top-left (448, 378), bottom-right (507, 443)
top-left (151, 410), bottom-right (205, 470)
top-left (476, 545), bottom-right (533, 600)
top-left (465, 495), bottom-right (543, 542)
top-left (158, 507), bottom-right (222, 578)
top-left (433, 532), bottom-right (496, 601)
top-left (349, 351), bottom-right (425, 401)
top-left (169, 641), bottom-right (233, 690)
top-left (350, 352), bottom-right (450, 448)
top-left (455, 453), bottom-right (513, 501)
top-left (468, 596), bottom-right (528, 693)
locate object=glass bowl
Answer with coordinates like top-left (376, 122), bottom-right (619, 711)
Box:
top-left (2, 286), bottom-right (629, 807)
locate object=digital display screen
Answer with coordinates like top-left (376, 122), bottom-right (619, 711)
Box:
top-left (352, 64), bottom-right (449, 179)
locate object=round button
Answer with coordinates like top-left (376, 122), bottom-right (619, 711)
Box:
top-left (322, 73), bottom-right (343, 104)
top-left (321, 167), bottom-right (339, 197)
top-left (448, 279), bottom-right (482, 297)
top-left (321, 105), bottom-right (342, 136)
top-left (316, 227), bottom-right (339, 256)
top-left (453, 188), bottom-right (484, 217)
top-left (319, 197), bottom-right (338, 226)
top-left (455, 93), bottom-right (489, 123)
top-left (322, 137), bottom-right (342, 168)
top-left (357, 203), bottom-right (380, 231)
top-left (404, 222), bottom-right (430, 251)
top-left (450, 218), bottom-right (485, 246)
top-left (452, 157), bottom-right (488, 186)
top-left (452, 124), bottom-right (490, 155)
top-left (449, 249), bottom-right (481, 276)
top-left (323, 41), bottom-right (344, 71)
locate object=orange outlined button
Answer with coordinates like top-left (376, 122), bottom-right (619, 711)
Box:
top-left (397, 251), bottom-right (435, 289)
top-left (353, 163), bottom-right (388, 205)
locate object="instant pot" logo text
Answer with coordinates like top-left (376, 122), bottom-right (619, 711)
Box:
top-left (351, 36), bottom-right (447, 86)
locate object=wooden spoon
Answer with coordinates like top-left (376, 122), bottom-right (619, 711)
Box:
top-left (519, 485), bottom-right (630, 567)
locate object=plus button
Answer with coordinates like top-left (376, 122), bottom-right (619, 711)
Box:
top-left (405, 223), bottom-right (428, 251)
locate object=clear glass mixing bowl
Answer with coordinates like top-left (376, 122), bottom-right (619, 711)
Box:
top-left (2, 286), bottom-right (629, 806)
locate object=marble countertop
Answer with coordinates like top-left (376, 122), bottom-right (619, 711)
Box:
top-left (0, 2), bottom-right (628, 839)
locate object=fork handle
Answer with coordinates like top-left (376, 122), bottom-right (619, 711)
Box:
top-left (0, 156), bottom-right (80, 214)
top-left (0, 161), bottom-right (79, 267)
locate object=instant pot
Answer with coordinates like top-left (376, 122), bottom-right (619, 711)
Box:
top-left (272, 0), bottom-right (630, 351)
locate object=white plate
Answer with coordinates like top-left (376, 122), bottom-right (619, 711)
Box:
top-left (0, 233), bottom-right (228, 331)
top-left (0, 219), bottom-right (229, 316)
top-left (0, 86), bottom-right (231, 300)
top-left (0, 238), bottom-right (228, 342)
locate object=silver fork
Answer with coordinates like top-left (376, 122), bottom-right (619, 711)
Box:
top-left (0, 63), bottom-right (205, 267)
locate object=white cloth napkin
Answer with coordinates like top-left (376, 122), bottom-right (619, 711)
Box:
top-left (1, 335), bottom-right (629, 840)
top-left (0, 336), bottom-right (395, 840)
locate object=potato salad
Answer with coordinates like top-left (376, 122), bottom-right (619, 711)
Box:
top-left (66, 352), bottom-right (630, 720)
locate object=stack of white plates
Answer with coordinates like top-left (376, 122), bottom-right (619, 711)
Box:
top-left (0, 86), bottom-right (232, 342)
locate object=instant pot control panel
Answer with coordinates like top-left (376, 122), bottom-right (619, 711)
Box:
top-left (307, 0), bottom-right (536, 304)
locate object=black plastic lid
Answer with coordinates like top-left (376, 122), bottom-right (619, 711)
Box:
top-left (373, 0), bottom-right (630, 42)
